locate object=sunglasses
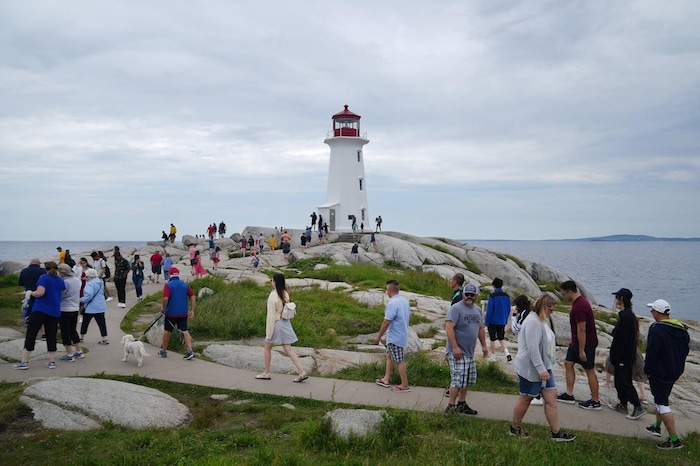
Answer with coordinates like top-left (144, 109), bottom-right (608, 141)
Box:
top-left (464, 293), bottom-right (476, 297)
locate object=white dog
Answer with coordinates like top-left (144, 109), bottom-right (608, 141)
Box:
top-left (121, 334), bottom-right (149, 367)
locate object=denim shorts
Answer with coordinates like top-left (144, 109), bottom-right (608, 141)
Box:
top-left (518, 369), bottom-right (557, 397)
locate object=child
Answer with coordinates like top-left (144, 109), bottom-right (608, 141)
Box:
top-left (250, 252), bottom-right (260, 272)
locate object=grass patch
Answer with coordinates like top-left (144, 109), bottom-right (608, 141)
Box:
top-left (0, 273), bottom-right (24, 329)
top-left (4, 375), bottom-right (693, 465)
top-left (504, 254), bottom-right (526, 270)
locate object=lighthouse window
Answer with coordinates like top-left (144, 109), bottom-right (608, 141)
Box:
top-left (359, 178), bottom-right (363, 191)
top-left (357, 150), bottom-right (362, 162)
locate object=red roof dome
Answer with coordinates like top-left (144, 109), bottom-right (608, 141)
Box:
top-left (332, 105), bottom-right (361, 120)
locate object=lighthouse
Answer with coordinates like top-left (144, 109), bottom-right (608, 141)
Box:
top-left (318, 105), bottom-right (370, 232)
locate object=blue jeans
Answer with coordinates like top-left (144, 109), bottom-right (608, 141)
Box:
top-left (133, 275), bottom-right (144, 298)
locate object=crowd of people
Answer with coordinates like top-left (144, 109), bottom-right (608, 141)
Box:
top-left (10, 225), bottom-right (691, 451)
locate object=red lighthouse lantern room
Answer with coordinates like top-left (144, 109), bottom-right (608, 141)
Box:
top-left (332, 105), bottom-right (361, 137)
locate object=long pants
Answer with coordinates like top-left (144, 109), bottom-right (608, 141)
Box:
top-left (615, 362), bottom-right (641, 407)
top-left (25, 311), bottom-right (59, 352)
top-left (80, 313), bottom-right (107, 338)
top-left (114, 277), bottom-right (127, 303)
top-left (133, 275), bottom-right (144, 298)
top-left (60, 311), bottom-right (81, 345)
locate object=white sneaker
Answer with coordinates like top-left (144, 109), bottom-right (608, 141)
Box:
top-left (105, 297), bottom-right (113, 302)
top-left (531, 396), bottom-right (544, 405)
top-left (118, 303), bottom-right (126, 308)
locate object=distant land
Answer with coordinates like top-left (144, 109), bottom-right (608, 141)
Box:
top-left (466, 235), bottom-right (700, 242)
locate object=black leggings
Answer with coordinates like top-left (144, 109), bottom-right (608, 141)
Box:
top-left (80, 313), bottom-right (107, 338)
top-left (60, 311), bottom-right (81, 346)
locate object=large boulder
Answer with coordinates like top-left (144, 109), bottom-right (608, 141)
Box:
top-left (20, 377), bottom-right (191, 430)
top-left (466, 249), bottom-right (541, 296)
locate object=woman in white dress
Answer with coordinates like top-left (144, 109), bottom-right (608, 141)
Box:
top-left (256, 273), bottom-right (308, 382)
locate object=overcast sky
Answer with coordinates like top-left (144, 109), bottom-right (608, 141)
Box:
top-left (1, 1), bottom-right (698, 241)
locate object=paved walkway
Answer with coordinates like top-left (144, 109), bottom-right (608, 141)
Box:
top-left (1, 278), bottom-right (696, 440)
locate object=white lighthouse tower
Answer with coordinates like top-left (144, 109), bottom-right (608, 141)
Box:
top-left (318, 105), bottom-right (369, 232)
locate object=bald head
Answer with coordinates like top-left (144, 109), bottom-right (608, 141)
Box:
top-left (30, 258), bottom-right (41, 265)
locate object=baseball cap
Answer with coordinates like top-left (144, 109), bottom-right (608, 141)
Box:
top-left (57, 264), bottom-right (74, 276)
top-left (611, 288), bottom-right (633, 300)
top-left (463, 283), bottom-right (478, 296)
top-left (168, 267), bottom-right (180, 276)
top-left (647, 299), bottom-right (670, 314)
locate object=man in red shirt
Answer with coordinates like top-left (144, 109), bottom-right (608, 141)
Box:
top-left (150, 251), bottom-right (163, 283)
top-left (557, 280), bottom-right (601, 410)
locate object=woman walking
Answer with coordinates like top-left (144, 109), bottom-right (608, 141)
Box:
top-left (58, 264), bottom-right (84, 361)
top-left (131, 254), bottom-right (145, 301)
top-left (80, 268), bottom-right (109, 344)
top-left (509, 295), bottom-right (576, 441)
top-left (193, 250), bottom-right (207, 277)
top-left (13, 261), bottom-right (65, 370)
top-left (256, 273), bottom-right (308, 382)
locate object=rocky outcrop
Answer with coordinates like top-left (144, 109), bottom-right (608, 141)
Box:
top-left (20, 377), bottom-right (192, 430)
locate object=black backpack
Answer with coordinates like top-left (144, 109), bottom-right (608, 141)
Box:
top-left (104, 264), bottom-right (111, 279)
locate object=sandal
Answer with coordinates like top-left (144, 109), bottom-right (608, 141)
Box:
top-left (293, 374), bottom-right (309, 383)
top-left (375, 379), bottom-right (391, 388)
top-left (255, 373), bottom-right (271, 380)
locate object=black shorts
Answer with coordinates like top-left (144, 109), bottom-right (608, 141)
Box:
top-left (488, 324), bottom-right (505, 341)
top-left (164, 316), bottom-right (189, 332)
top-left (565, 344), bottom-right (596, 370)
top-left (151, 264), bottom-right (162, 274)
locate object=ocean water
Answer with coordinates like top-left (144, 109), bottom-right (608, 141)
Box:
top-left (0, 241), bottom-right (148, 263)
top-left (469, 240), bottom-right (699, 322)
top-left (1, 240), bottom-right (698, 321)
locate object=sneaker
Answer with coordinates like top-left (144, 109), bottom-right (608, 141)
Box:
top-left (137, 297), bottom-right (143, 302)
top-left (557, 393), bottom-right (576, 404)
top-left (509, 426), bottom-right (531, 438)
top-left (184, 350), bottom-right (195, 360)
top-left (531, 396), bottom-right (544, 406)
top-left (97, 339), bottom-right (109, 345)
top-left (657, 438), bottom-right (683, 450)
top-left (444, 388), bottom-right (450, 398)
top-left (608, 402), bottom-right (628, 414)
top-left (157, 349), bottom-right (167, 358)
top-left (579, 399), bottom-right (602, 410)
top-left (506, 354), bottom-right (512, 362)
top-left (551, 429), bottom-right (576, 442)
top-left (46, 361), bottom-right (56, 369)
top-left (59, 354), bottom-right (75, 362)
top-left (626, 405), bottom-right (646, 420)
top-left (444, 404), bottom-right (457, 416)
top-left (645, 424), bottom-right (662, 437)
top-left (41, 334), bottom-right (46, 340)
top-left (457, 402), bottom-right (478, 415)
top-left (118, 303), bottom-right (126, 308)
top-left (74, 351), bottom-right (84, 359)
top-left (106, 297), bottom-right (113, 302)
top-left (12, 361), bottom-right (29, 370)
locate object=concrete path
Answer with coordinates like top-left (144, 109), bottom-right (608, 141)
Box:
top-left (1, 277), bottom-right (696, 440)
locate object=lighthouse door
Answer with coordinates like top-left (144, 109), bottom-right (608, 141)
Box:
top-left (329, 209), bottom-right (336, 231)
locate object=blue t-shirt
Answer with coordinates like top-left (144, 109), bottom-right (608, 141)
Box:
top-left (163, 277), bottom-right (194, 318)
top-left (385, 294), bottom-right (410, 347)
top-left (31, 274), bottom-right (66, 318)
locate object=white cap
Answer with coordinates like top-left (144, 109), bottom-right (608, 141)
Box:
top-left (647, 299), bottom-right (671, 314)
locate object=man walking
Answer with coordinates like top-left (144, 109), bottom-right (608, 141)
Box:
top-left (608, 288), bottom-right (645, 420)
top-left (159, 267), bottom-right (196, 360)
top-left (374, 280), bottom-right (411, 392)
top-left (557, 281), bottom-right (601, 410)
top-left (150, 250), bottom-right (163, 283)
top-left (113, 250), bottom-right (130, 308)
top-left (485, 278), bottom-right (512, 362)
top-left (644, 299), bottom-right (690, 450)
top-left (449, 273), bottom-right (465, 306)
top-left (444, 283), bottom-right (488, 415)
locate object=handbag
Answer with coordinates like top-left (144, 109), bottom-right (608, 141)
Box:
top-left (281, 302), bottom-right (297, 320)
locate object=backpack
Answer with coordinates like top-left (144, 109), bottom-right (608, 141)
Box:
top-left (65, 256), bottom-right (76, 268)
top-left (104, 263), bottom-right (111, 279)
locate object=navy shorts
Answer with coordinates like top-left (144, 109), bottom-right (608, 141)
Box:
top-left (164, 316), bottom-right (188, 332)
top-left (565, 344), bottom-right (596, 370)
top-left (649, 377), bottom-right (674, 406)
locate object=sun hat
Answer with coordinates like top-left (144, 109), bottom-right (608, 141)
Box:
top-left (57, 264), bottom-right (74, 276)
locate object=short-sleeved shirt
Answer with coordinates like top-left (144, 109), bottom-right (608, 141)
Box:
top-left (384, 294), bottom-right (410, 348)
top-left (570, 295), bottom-right (598, 347)
top-left (445, 301), bottom-right (482, 357)
top-left (163, 277), bottom-right (194, 318)
top-left (32, 274), bottom-right (66, 317)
